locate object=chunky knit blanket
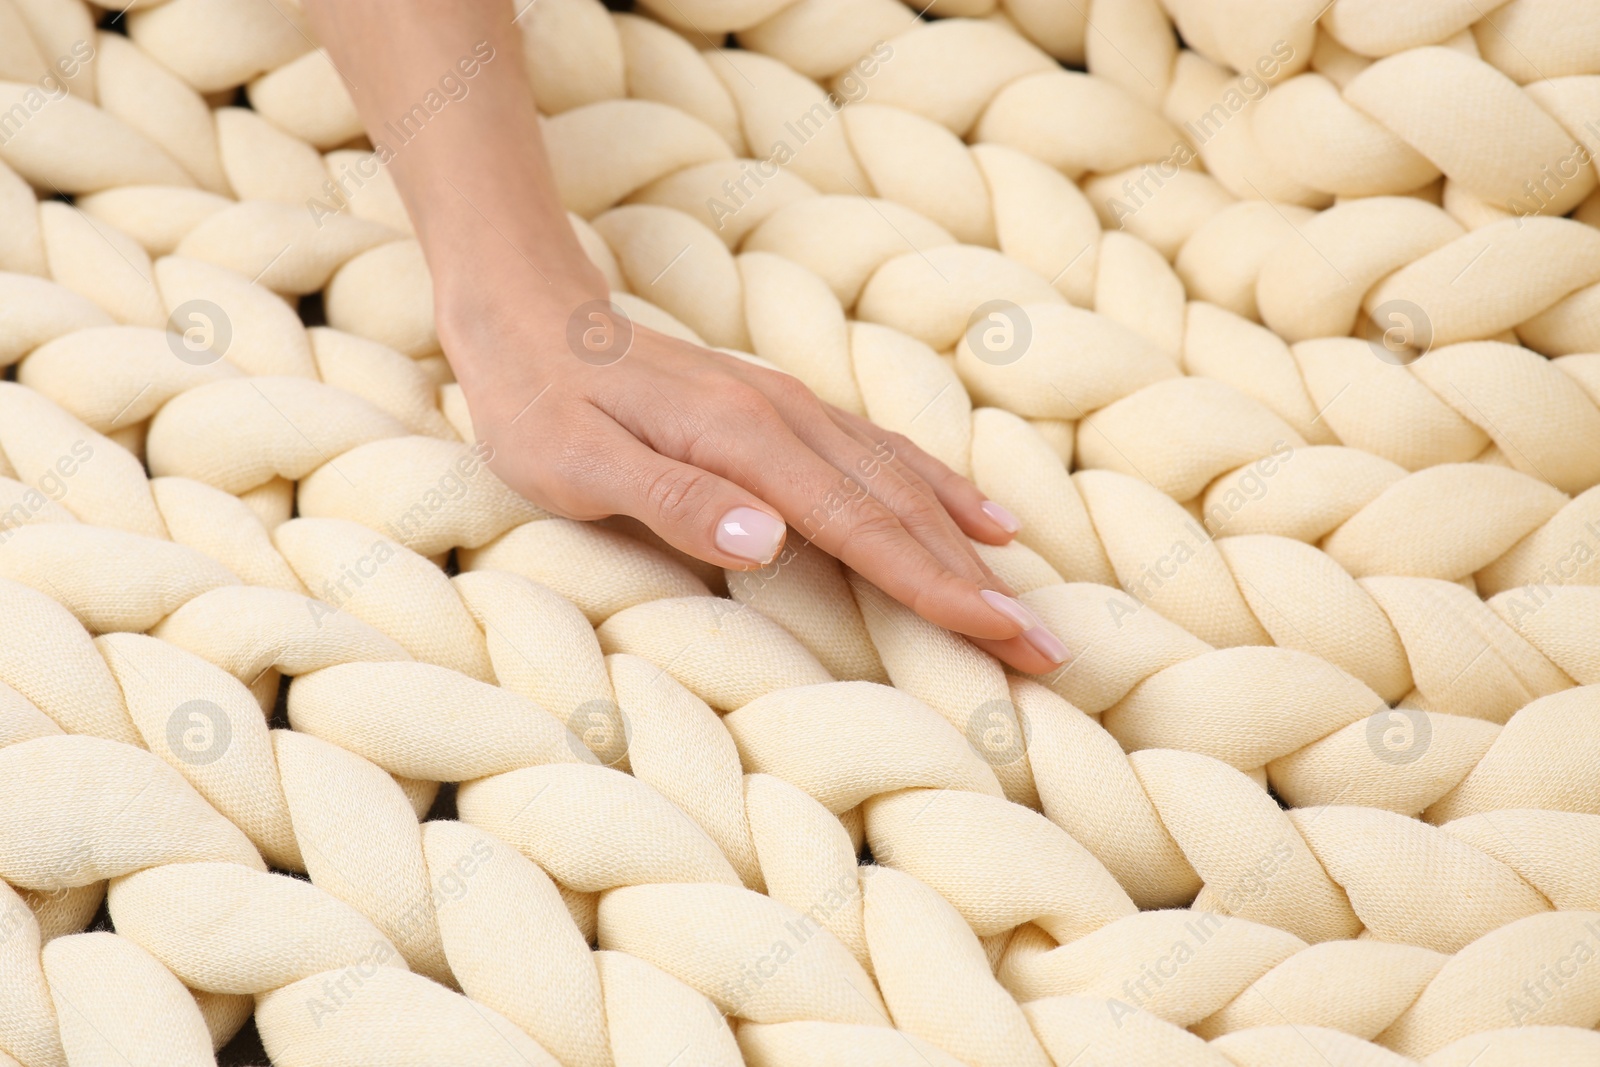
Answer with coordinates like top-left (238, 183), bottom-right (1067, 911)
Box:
top-left (1, 0), bottom-right (1599, 1064)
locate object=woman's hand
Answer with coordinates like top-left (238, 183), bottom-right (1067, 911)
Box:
top-left (307, 0), bottom-right (1070, 673)
top-left (440, 276), bottom-right (1069, 673)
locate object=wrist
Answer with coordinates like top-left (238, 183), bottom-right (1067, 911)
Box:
top-left (436, 263), bottom-right (605, 337)
top-left (434, 260), bottom-right (607, 393)
top-left (416, 185), bottom-right (609, 332)
top-left (432, 228), bottom-right (607, 321)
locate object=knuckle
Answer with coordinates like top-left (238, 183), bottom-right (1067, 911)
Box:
top-left (895, 489), bottom-right (947, 531)
top-left (887, 432), bottom-right (944, 478)
top-left (641, 463), bottom-right (717, 524)
top-left (765, 371), bottom-right (817, 410)
top-left (877, 428), bottom-right (913, 454)
top-left (880, 488), bottom-right (951, 542)
top-left (716, 382), bottom-right (775, 422)
top-left (880, 431), bottom-right (961, 490)
top-left (841, 497), bottom-right (906, 544)
top-left (906, 581), bottom-right (951, 624)
top-left (926, 459), bottom-right (969, 495)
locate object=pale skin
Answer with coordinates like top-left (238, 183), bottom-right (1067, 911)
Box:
top-left (306, 0), bottom-right (1069, 672)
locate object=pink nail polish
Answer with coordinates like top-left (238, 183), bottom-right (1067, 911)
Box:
top-left (981, 500), bottom-right (1021, 534)
top-left (980, 589), bottom-right (1069, 664)
top-left (1022, 624), bottom-right (1070, 666)
top-left (715, 507), bottom-right (785, 565)
top-left (980, 589), bottom-right (1040, 631)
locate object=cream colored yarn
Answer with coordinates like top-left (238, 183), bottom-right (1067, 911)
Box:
top-left (1, 0), bottom-right (1599, 1064)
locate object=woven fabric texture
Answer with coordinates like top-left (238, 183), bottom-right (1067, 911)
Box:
top-left (1, 0), bottom-right (1599, 1064)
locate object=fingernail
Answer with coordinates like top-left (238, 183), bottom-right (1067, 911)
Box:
top-left (1022, 624), bottom-right (1070, 666)
top-left (980, 588), bottom-right (1040, 631)
top-left (715, 506), bottom-right (785, 565)
top-left (981, 500), bottom-right (1021, 534)
top-left (980, 589), bottom-right (1069, 665)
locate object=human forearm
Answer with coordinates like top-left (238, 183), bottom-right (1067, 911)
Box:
top-left (304, 0), bottom-right (605, 362)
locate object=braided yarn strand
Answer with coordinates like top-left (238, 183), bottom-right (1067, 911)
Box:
top-left (1, 0), bottom-right (1599, 1064)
